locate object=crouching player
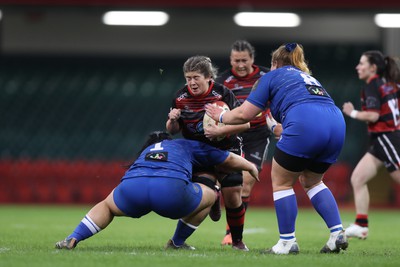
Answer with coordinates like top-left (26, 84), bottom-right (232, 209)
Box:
top-left (55, 131), bottom-right (258, 250)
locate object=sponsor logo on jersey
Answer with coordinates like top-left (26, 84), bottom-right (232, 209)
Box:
top-left (177, 92), bottom-right (188, 101)
top-left (145, 152), bottom-right (168, 161)
top-left (306, 85), bottom-right (329, 97)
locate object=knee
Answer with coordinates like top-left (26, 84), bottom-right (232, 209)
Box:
top-left (350, 173), bottom-right (366, 188)
top-left (220, 172), bottom-right (243, 188)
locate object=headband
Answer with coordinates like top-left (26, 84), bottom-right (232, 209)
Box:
top-left (285, 43), bottom-right (297, 52)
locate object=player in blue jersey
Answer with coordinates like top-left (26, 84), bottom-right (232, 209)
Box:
top-left (55, 131), bottom-right (258, 250)
top-left (206, 43), bottom-right (348, 254)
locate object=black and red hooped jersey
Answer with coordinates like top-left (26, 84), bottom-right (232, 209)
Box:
top-left (361, 75), bottom-right (400, 133)
top-left (171, 81), bottom-right (241, 149)
top-left (216, 65), bottom-right (269, 129)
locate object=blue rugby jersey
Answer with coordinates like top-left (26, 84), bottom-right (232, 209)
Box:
top-left (121, 139), bottom-right (229, 182)
top-left (247, 66), bottom-right (335, 123)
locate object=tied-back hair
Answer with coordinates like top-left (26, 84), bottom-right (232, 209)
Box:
top-left (363, 50), bottom-right (400, 83)
top-left (138, 131), bottom-right (172, 156)
top-left (271, 43), bottom-right (311, 74)
top-left (183, 55), bottom-right (218, 79)
top-left (124, 131), bottom-right (172, 169)
top-left (231, 40), bottom-right (255, 59)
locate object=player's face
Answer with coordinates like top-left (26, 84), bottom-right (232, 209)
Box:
top-left (185, 71), bottom-right (211, 96)
top-left (230, 50), bottom-right (254, 77)
top-left (356, 55), bottom-right (376, 82)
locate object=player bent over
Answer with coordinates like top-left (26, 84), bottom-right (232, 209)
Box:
top-left (55, 131), bottom-right (258, 250)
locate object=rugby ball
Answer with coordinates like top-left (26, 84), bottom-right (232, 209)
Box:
top-left (203, 101), bottom-right (230, 141)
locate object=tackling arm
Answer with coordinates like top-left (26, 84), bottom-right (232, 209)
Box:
top-left (216, 152), bottom-right (259, 182)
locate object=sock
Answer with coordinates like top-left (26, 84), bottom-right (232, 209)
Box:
top-left (68, 214), bottom-right (101, 243)
top-left (226, 203), bottom-right (246, 243)
top-left (242, 196), bottom-right (250, 211)
top-left (273, 189), bottom-right (297, 240)
top-left (355, 214), bottom-right (368, 227)
top-left (224, 196), bottom-right (250, 235)
top-left (225, 224), bottom-right (231, 235)
top-left (307, 183), bottom-right (343, 232)
top-left (171, 219), bottom-right (197, 246)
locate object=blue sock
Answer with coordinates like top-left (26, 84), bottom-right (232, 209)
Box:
top-left (307, 183), bottom-right (343, 232)
top-left (68, 215), bottom-right (101, 242)
top-left (171, 219), bottom-right (197, 246)
top-left (273, 189), bottom-right (297, 240)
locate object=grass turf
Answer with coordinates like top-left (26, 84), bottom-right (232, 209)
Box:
top-left (0, 205), bottom-right (399, 267)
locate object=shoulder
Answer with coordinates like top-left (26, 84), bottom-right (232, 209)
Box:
top-left (213, 81), bottom-right (229, 92)
top-left (365, 77), bottom-right (383, 91)
top-left (173, 86), bottom-right (190, 99)
top-left (216, 69), bottom-right (232, 83)
top-left (256, 65), bottom-right (270, 75)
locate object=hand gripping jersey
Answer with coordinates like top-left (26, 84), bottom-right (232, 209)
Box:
top-left (171, 81), bottom-right (242, 149)
top-left (217, 65), bottom-right (269, 129)
top-left (121, 139), bottom-right (229, 182)
top-left (361, 75), bottom-right (400, 133)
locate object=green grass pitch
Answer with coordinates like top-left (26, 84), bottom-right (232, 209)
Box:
top-left (0, 205), bottom-right (399, 267)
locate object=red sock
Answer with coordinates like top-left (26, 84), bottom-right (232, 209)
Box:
top-left (242, 196), bottom-right (250, 210)
top-left (226, 203), bottom-right (246, 242)
top-left (355, 214), bottom-right (368, 227)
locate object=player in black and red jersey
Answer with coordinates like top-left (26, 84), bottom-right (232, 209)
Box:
top-left (216, 40), bottom-right (277, 245)
top-left (342, 50), bottom-right (400, 239)
top-left (166, 55), bottom-right (252, 251)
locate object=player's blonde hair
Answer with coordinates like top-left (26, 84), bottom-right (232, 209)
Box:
top-left (271, 43), bottom-right (311, 74)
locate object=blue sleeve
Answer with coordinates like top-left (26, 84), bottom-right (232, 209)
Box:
top-left (246, 74), bottom-right (271, 110)
top-left (187, 140), bottom-right (229, 166)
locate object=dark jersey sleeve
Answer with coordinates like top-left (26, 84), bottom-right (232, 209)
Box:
top-left (362, 79), bottom-right (382, 111)
top-left (215, 69), bottom-right (231, 85)
top-left (221, 85), bottom-right (241, 109)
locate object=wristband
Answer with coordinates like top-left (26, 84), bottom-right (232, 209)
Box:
top-left (350, 110), bottom-right (358, 119)
top-left (219, 110), bottom-right (227, 123)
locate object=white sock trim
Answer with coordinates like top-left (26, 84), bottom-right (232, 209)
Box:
top-left (273, 189), bottom-right (295, 201)
top-left (307, 183), bottom-right (328, 199)
top-left (180, 219), bottom-right (198, 230)
top-left (329, 224), bottom-right (343, 233)
top-left (82, 215), bottom-right (101, 234)
top-left (280, 232), bottom-right (296, 240)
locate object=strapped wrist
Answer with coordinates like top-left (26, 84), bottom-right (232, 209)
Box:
top-left (219, 110), bottom-right (227, 123)
top-left (350, 110), bottom-right (358, 119)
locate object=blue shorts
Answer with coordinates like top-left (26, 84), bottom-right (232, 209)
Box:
top-left (277, 103), bottom-right (345, 164)
top-left (113, 177), bottom-right (202, 219)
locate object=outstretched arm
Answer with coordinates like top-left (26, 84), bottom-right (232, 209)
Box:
top-left (205, 101), bottom-right (262, 125)
top-left (342, 102), bottom-right (379, 123)
top-left (216, 152), bottom-right (259, 182)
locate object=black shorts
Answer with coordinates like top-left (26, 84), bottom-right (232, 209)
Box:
top-left (240, 126), bottom-right (271, 171)
top-left (274, 146), bottom-right (332, 174)
top-left (368, 131), bottom-right (400, 172)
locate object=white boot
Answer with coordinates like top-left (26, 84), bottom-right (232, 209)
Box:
top-left (266, 239), bottom-right (299, 255)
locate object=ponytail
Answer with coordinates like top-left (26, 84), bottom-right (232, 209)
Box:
top-left (271, 43), bottom-right (311, 74)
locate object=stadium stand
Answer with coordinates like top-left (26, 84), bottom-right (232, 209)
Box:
top-left (1, 46), bottom-right (398, 206)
